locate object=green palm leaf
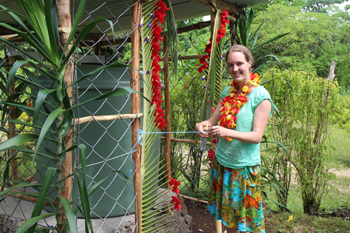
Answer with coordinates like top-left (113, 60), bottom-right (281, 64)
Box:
top-left (140, 2), bottom-right (176, 232)
top-left (200, 10), bottom-right (224, 122)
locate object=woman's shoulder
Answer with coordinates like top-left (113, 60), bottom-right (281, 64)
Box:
top-left (251, 85), bottom-right (271, 98)
top-left (221, 86), bottom-right (231, 98)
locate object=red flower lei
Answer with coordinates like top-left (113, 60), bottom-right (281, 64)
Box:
top-left (150, 0), bottom-right (169, 130)
top-left (197, 9), bottom-right (229, 74)
top-left (218, 73), bottom-right (260, 141)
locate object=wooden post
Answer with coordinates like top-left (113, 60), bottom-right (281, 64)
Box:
top-left (131, 1), bottom-right (142, 232)
top-left (163, 34), bottom-right (172, 188)
top-left (229, 11), bottom-right (237, 46)
top-left (94, 36), bottom-right (101, 56)
top-left (56, 0), bottom-right (74, 230)
top-left (5, 57), bottom-right (18, 184)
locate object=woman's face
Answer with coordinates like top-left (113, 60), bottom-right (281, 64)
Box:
top-left (227, 51), bottom-right (251, 84)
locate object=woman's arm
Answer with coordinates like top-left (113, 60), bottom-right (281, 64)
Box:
top-left (195, 100), bottom-right (223, 138)
top-left (208, 99), bottom-right (271, 144)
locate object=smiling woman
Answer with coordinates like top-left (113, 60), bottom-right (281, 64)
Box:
top-left (195, 44), bottom-right (273, 233)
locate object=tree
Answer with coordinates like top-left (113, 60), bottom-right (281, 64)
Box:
top-left (252, 4), bottom-right (350, 89)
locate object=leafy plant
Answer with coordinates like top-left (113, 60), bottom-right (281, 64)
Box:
top-left (234, 8), bottom-right (289, 72)
top-left (263, 69), bottom-right (338, 214)
top-left (0, 0), bottom-right (139, 232)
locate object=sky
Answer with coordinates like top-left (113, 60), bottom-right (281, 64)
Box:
top-left (337, 0), bottom-right (350, 9)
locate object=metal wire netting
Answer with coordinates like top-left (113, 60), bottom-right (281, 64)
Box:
top-left (0, 1), bottom-right (237, 232)
top-left (0, 0), bottom-right (142, 232)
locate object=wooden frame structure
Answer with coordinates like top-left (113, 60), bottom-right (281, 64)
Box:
top-left (0, 0), bottom-right (275, 232)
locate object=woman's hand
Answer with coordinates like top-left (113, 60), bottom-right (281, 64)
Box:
top-left (208, 125), bottom-right (230, 138)
top-left (195, 121), bottom-right (211, 138)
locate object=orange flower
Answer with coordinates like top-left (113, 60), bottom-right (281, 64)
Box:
top-left (219, 73), bottom-right (260, 140)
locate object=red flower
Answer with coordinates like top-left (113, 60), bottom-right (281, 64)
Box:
top-left (171, 196), bottom-right (182, 212)
top-left (208, 149), bottom-right (215, 166)
top-left (169, 177), bottom-right (181, 194)
top-left (205, 42), bottom-right (212, 54)
top-left (221, 10), bottom-right (229, 17)
top-left (148, 0), bottom-right (170, 130)
top-left (157, 118), bottom-right (167, 130)
top-left (27, 99), bottom-right (32, 107)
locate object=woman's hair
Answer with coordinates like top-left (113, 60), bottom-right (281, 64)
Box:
top-left (225, 45), bottom-right (254, 69)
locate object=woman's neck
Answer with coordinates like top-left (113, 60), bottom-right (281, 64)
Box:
top-left (235, 79), bottom-right (249, 92)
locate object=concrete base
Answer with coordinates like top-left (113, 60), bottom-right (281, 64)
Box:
top-left (0, 194), bottom-right (135, 233)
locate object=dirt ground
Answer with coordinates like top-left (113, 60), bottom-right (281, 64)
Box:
top-left (185, 168), bottom-right (350, 233)
top-left (184, 198), bottom-right (215, 233)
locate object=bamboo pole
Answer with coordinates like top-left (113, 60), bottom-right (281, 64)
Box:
top-left (6, 57), bottom-right (18, 184)
top-left (178, 194), bottom-right (208, 204)
top-left (131, 1), bottom-right (142, 232)
top-left (73, 113), bottom-right (143, 125)
top-left (56, 0), bottom-right (74, 230)
top-left (94, 36), bottom-right (101, 56)
top-left (228, 11), bottom-right (237, 46)
top-left (209, 2), bottom-right (223, 232)
top-left (163, 35), bottom-right (172, 189)
top-left (160, 137), bottom-right (213, 145)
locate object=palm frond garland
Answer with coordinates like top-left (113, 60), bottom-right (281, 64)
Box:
top-left (199, 9), bottom-right (230, 122)
top-left (140, 1), bottom-right (182, 232)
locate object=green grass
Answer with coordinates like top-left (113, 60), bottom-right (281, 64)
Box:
top-left (263, 124), bottom-right (350, 233)
top-left (265, 181), bottom-right (350, 232)
top-left (328, 126), bottom-right (350, 168)
top-left (264, 178), bottom-right (350, 214)
top-left (266, 211), bottom-right (350, 233)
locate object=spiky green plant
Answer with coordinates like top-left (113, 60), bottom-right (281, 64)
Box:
top-left (235, 8), bottom-right (289, 72)
top-left (0, 0), bottom-right (139, 232)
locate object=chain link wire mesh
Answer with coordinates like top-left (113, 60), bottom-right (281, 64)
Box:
top-left (0, 42), bottom-right (57, 231)
top-left (0, 0), bottom-right (143, 232)
top-left (0, 1), bottom-right (237, 232)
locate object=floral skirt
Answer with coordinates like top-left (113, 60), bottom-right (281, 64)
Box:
top-left (207, 157), bottom-right (265, 233)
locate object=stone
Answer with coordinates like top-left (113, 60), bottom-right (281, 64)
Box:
top-left (152, 188), bottom-right (192, 233)
top-left (0, 215), bottom-right (19, 233)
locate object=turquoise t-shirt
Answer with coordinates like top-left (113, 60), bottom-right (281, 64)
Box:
top-left (215, 85), bottom-right (273, 169)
